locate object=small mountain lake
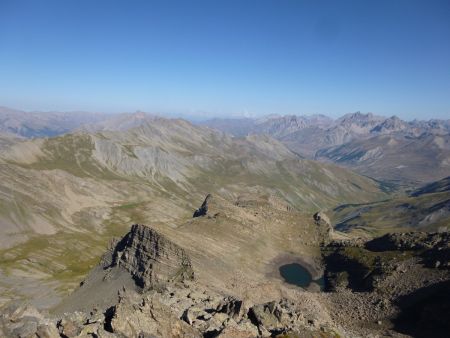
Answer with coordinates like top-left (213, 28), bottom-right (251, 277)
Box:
top-left (279, 263), bottom-right (325, 290)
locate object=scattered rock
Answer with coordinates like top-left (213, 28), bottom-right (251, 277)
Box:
top-left (57, 312), bottom-right (86, 337)
top-left (108, 293), bottom-right (201, 337)
top-left (216, 297), bottom-right (244, 319)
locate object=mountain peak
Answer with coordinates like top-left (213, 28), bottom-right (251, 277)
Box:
top-left (371, 115), bottom-right (408, 133)
top-left (337, 111), bottom-right (383, 125)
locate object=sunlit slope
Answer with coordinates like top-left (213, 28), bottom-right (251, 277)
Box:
top-left (0, 118), bottom-right (389, 306)
top-left (0, 118), bottom-right (389, 242)
top-left (316, 133), bottom-right (450, 186)
top-left (331, 176), bottom-right (450, 236)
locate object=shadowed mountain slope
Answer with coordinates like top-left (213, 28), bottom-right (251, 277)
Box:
top-left (331, 176), bottom-right (450, 236)
top-left (316, 133), bottom-right (450, 186)
top-left (411, 176), bottom-right (450, 196)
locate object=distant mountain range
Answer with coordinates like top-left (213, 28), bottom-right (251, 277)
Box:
top-left (1, 106), bottom-right (449, 186)
top-left (0, 106), bottom-right (109, 138)
top-left (202, 112), bottom-right (450, 186)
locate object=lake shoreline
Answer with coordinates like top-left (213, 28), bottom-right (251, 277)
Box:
top-left (269, 253), bottom-right (324, 281)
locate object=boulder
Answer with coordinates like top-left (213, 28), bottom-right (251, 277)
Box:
top-left (248, 301), bottom-right (284, 332)
top-left (57, 312), bottom-right (87, 337)
top-left (216, 297), bottom-right (244, 319)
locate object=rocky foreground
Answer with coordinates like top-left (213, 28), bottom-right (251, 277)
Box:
top-left (1, 223), bottom-right (335, 338)
top-left (1, 195), bottom-right (450, 338)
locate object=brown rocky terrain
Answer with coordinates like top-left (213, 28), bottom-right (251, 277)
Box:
top-left (1, 194), bottom-right (449, 338)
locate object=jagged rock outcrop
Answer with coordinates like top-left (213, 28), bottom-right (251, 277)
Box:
top-left (313, 211), bottom-right (330, 226)
top-left (55, 224), bottom-right (195, 314)
top-left (313, 211), bottom-right (333, 244)
top-left (111, 224), bottom-right (195, 290)
top-left (193, 194), bottom-right (212, 217)
top-left (151, 285), bottom-right (338, 337)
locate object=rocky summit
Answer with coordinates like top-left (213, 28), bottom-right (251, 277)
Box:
top-left (112, 224), bottom-right (194, 290)
top-left (54, 224), bottom-right (195, 314)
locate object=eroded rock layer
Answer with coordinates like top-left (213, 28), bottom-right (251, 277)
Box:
top-left (112, 224), bottom-right (194, 290)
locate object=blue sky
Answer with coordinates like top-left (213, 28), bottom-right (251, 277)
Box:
top-left (0, 0), bottom-right (449, 119)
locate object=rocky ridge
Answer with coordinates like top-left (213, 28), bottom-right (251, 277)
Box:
top-left (2, 201), bottom-right (450, 337)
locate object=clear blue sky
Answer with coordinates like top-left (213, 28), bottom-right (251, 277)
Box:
top-left (0, 0), bottom-right (449, 119)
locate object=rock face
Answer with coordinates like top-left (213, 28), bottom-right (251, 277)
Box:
top-left (112, 224), bottom-right (194, 290)
top-left (54, 224), bottom-right (195, 314)
top-left (193, 194), bottom-right (212, 217)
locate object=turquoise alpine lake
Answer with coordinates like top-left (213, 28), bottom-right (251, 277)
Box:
top-left (279, 263), bottom-right (325, 290)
